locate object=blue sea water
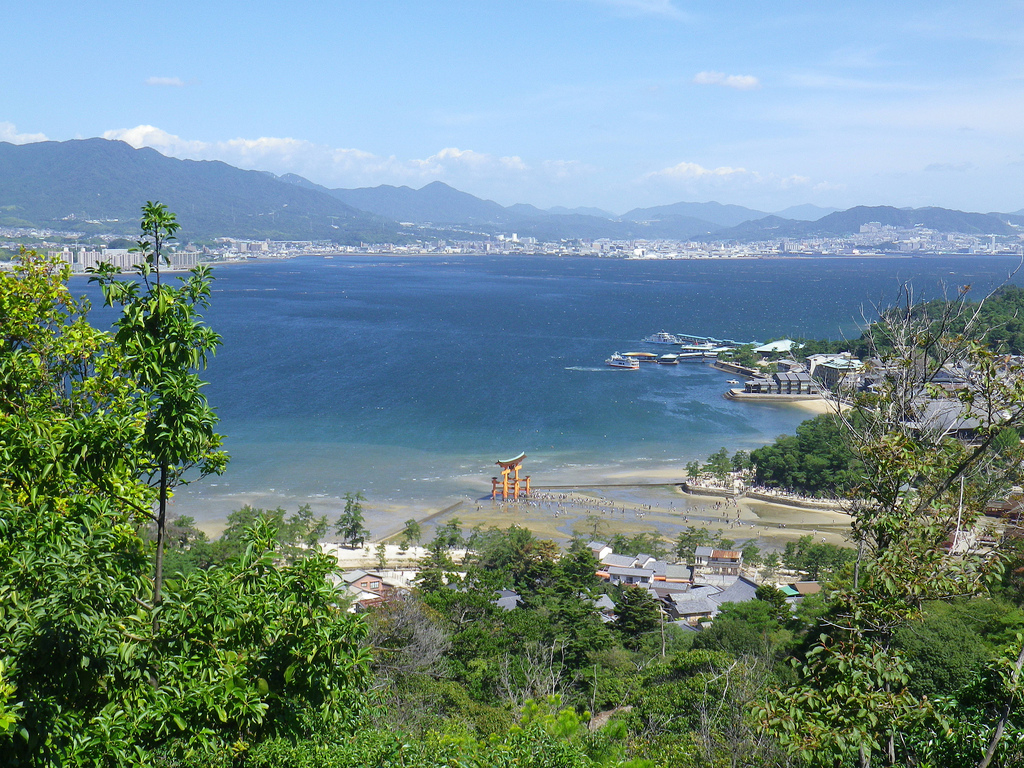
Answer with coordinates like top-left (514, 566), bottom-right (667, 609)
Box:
top-left (73, 254), bottom-right (1024, 530)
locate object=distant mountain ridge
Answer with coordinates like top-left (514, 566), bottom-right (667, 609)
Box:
top-left (0, 139), bottom-right (403, 243)
top-left (621, 201), bottom-right (767, 228)
top-left (704, 205), bottom-right (1018, 241)
top-left (0, 138), bottom-right (1018, 243)
top-left (283, 176), bottom-right (729, 240)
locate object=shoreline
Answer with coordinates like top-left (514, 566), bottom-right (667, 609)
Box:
top-left (180, 460), bottom-right (854, 553)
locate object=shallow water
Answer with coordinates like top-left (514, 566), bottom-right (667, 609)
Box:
top-left (72, 254), bottom-right (1024, 533)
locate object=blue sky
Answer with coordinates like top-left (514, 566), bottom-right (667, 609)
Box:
top-left (3, 0), bottom-right (1023, 213)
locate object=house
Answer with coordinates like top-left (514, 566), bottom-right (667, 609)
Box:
top-left (650, 561), bottom-right (692, 584)
top-left (592, 593), bottom-right (617, 622)
top-left (666, 595), bottom-right (719, 625)
top-left (340, 569), bottom-right (392, 610)
top-left (709, 575), bottom-right (759, 608)
top-left (494, 589), bottom-right (522, 611)
top-left (776, 359), bottom-right (805, 373)
top-left (693, 547), bottom-right (743, 576)
top-left (588, 541), bottom-right (613, 561)
top-left (661, 585), bottom-right (723, 624)
top-left (605, 565), bottom-right (655, 587)
top-left (659, 577), bottom-right (761, 625)
top-left (905, 399), bottom-right (981, 441)
top-left (601, 553), bottom-right (640, 569)
top-left (341, 569), bottom-right (387, 595)
top-left (780, 581), bottom-right (820, 606)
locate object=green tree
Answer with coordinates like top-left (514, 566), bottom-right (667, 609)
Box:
top-left (782, 534), bottom-right (855, 580)
top-left (731, 449), bottom-right (752, 473)
top-left (401, 517), bottom-right (422, 548)
top-left (758, 285), bottom-right (1024, 767)
top-left (91, 203), bottom-right (228, 635)
top-left (750, 413), bottom-right (863, 497)
top-left (336, 491), bottom-right (369, 547)
top-left (613, 586), bottom-right (660, 651)
top-left (692, 600), bottom-right (786, 658)
top-left (675, 525), bottom-right (713, 562)
top-left (741, 540), bottom-right (763, 567)
top-left (0, 251), bottom-right (373, 765)
top-left (703, 446), bottom-right (732, 482)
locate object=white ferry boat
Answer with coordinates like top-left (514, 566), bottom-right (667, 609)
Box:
top-left (606, 353), bottom-right (640, 370)
top-left (643, 331), bottom-right (681, 344)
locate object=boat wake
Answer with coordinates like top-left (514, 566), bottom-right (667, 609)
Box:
top-left (565, 366), bottom-right (616, 372)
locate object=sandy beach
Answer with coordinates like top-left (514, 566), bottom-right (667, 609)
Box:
top-left (184, 459), bottom-right (854, 556)
top-left (323, 463), bottom-right (856, 557)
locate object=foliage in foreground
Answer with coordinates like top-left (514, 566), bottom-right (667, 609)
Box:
top-left (0, 248), bottom-right (370, 765)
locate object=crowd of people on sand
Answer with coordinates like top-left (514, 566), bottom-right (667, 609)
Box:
top-left (687, 477), bottom-right (844, 510)
top-left (469, 490), bottom-right (775, 532)
top-left (458, 486), bottom-right (845, 544)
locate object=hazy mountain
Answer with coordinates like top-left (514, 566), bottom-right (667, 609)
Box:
top-left (621, 201), bottom-right (766, 228)
top-left (773, 203), bottom-right (838, 221)
top-left (813, 206), bottom-right (1016, 235)
top-left (705, 205), bottom-right (1017, 242)
top-left (505, 202), bottom-right (551, 219)
top-left (547, 205), bottom-right (616, 218)
top-left (700, 215), bottom-right (803, 242)
top-left (992, 211), bottom-right (1024, 227)
top-left (290, 179), bottom-right (723, 240)
top-left (323, 180), bottom-right (511, 225)
top-left (507, 215), bottom-right (723, 243)
top-left (0, 139), bottom-right (403, 243)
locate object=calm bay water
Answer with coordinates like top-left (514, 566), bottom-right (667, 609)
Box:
top-left (74, 254), bottom-right (1024, 530)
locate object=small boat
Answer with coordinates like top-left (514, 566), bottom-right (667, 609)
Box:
top-left (622, 352), bottom-right (659, 363)
top-left (643, 331), bottom-right (681, 344)
top-left (606, 353), bottom-right (640, 369)
top-left (727, 379), bottom-right (739, 385)
top-left (658, 354), bottom-right (680, 365)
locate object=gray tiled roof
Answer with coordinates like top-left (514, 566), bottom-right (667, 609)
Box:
top-left (607, 565), bottom-right (654, 578)
top-left (602, 553), bottom-right (638, 568)
top-left (711, 576), bottom-right (759, 606)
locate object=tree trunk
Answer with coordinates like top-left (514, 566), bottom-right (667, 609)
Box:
top-left (152, 463), bottom-right (168, 636)
top-left (979, 643), bottom-right (1024, 768)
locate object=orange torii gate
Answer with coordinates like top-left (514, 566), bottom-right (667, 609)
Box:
top-left (491, 452), bottom-right (531, 501)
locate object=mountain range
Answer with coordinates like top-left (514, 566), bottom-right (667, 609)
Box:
top-left (0, 139), bottom-right (403, 244)
top-left (0, 138), bottom-right (1018, 244)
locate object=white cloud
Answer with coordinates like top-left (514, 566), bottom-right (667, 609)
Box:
top-left (0, 122), bottom-right (48, 144)
top-left (145, 76), bottom-right (186, 87)
top-left (99, 125), bottom-right (589, 198)
top-left (103, 125), bottom-right (206, 154)
top-left (693, 71), bottom-right (760, 90)
top-left (641, 161), bottom-right (820, 195)
top-left (413, 147), bottom-right (528, 174)
top-left (645, 161), bottom-right (749, 180)
top-left (571, 0), bottom-right (686, 19)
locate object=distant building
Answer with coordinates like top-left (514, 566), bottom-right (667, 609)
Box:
top-left (807, 353), bottom-right (864, 391)
top-left (753, 339), bottom-right (801, 357)
top-left (743, 371), bottom-right (817, 395)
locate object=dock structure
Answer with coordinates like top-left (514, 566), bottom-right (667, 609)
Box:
top-left (675, 333), bottom-right (761, 348)
top-left (492, 452), bottom-right (530, 501)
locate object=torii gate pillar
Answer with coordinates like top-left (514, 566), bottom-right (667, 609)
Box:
top-left (491, 452), bottom-right (530, 501)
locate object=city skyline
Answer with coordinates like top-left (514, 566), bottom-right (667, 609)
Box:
top-left (3, 1), bottom-right (1023, 214)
